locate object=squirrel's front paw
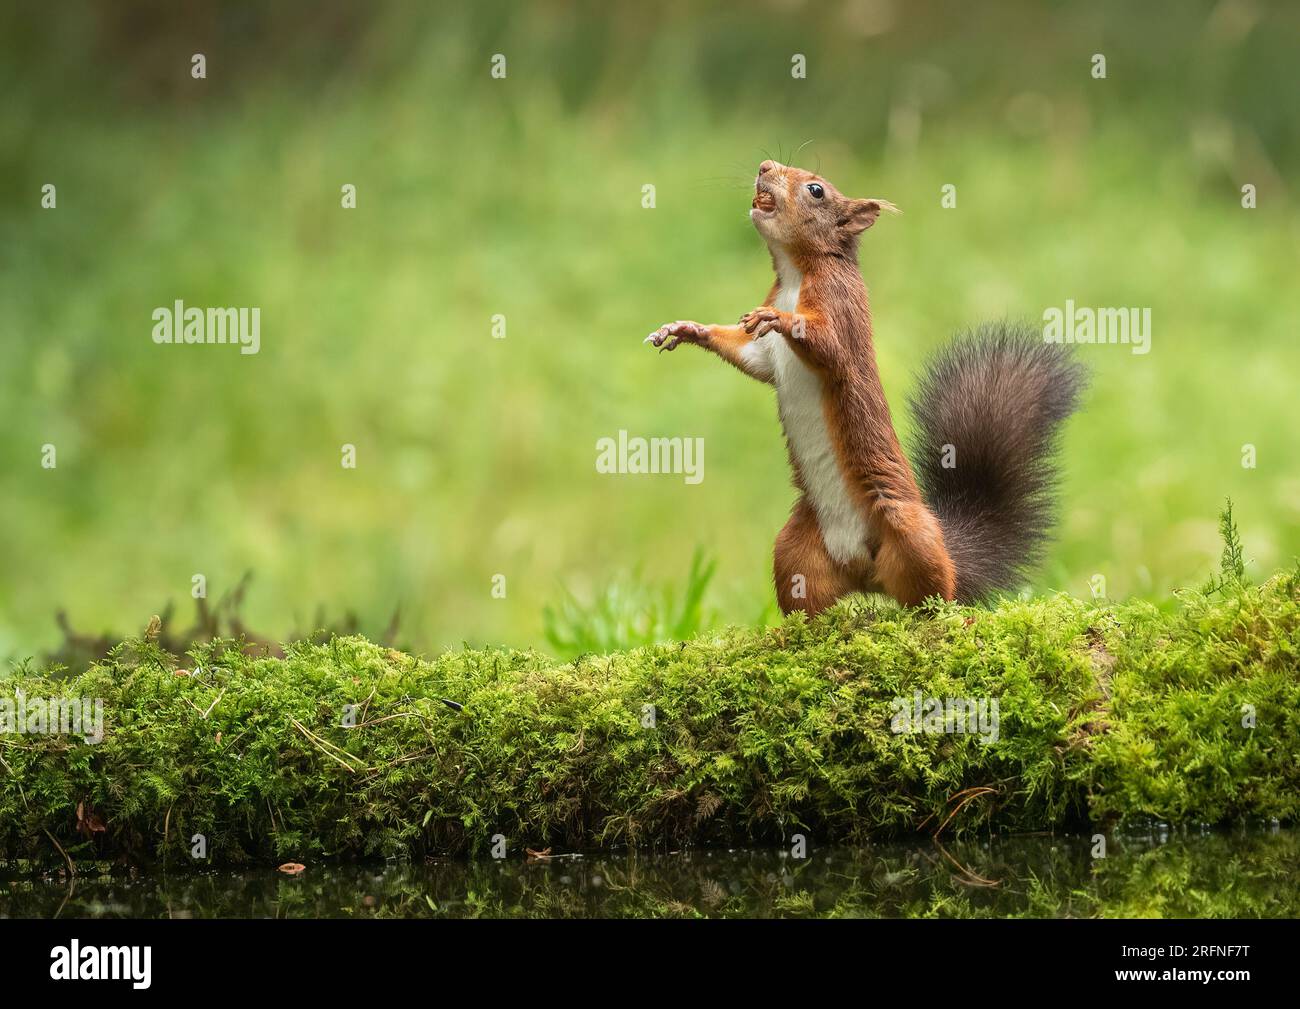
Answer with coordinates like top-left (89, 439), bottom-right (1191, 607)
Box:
top-left (740, 307), bottom-right (785, 337)
top-left (645, 321), bottom-right (707, 352)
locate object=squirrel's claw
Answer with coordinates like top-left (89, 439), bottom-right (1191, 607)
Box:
top-left (740, 307), bottom-right (779, 334)
top-left (646, 321), bottom-right (704, 352)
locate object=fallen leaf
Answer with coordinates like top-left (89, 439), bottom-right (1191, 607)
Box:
top-left (76, 802), bottom-right (107, 838)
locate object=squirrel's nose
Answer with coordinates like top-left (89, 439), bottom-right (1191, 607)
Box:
top-left (758, 160), bottom-right (781, 175)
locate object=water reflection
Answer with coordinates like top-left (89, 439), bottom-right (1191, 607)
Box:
top-left (2, 828), bottom-right (1294, 918)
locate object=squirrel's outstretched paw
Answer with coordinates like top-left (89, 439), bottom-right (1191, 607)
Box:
top-left (646, 321), bottom-right (706, 352)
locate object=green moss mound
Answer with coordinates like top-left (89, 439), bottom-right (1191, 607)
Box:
top-left (2, 572), bottom-right (1298, 867)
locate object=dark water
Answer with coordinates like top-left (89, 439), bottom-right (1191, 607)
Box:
top-left (2, 828), bottom-right (1296, 918)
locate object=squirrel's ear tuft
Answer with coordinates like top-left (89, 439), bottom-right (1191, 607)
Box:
top-left (838, 198), bottom-right (900, 234)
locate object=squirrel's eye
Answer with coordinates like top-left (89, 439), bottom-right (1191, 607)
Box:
top-left (807, 183), bottom-right (824, 199)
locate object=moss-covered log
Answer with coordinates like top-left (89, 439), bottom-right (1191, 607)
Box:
top-left (2, 573), bottom-right (1298, 867)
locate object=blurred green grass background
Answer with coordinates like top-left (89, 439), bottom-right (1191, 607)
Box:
top-left (1, 0), bottom-right (1297, 658)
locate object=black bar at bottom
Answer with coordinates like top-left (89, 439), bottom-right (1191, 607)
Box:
top-left (0, 917), bottom-right (1289, 995)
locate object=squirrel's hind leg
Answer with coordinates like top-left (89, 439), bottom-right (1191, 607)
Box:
top-left (773, 500), bottom-right (861, 617)
top-left (871, 503), bottom-right (958, 606)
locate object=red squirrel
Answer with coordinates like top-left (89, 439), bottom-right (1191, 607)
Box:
top-left (646, 159), bottom-right (1085, 616)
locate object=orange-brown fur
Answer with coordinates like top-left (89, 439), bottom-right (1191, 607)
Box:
top-left (648, 160), bottom-right (958, 615)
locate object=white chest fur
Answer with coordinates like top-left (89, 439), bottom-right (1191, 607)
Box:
top-left (763, 262), bottom-right (871, 566)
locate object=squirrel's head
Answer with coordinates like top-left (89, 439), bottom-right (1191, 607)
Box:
top-left (750, 160), bottom-right (898, 258)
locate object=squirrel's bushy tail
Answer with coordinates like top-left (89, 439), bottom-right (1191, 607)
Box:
top-left (907, 320), bottom-right (1087, 602)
